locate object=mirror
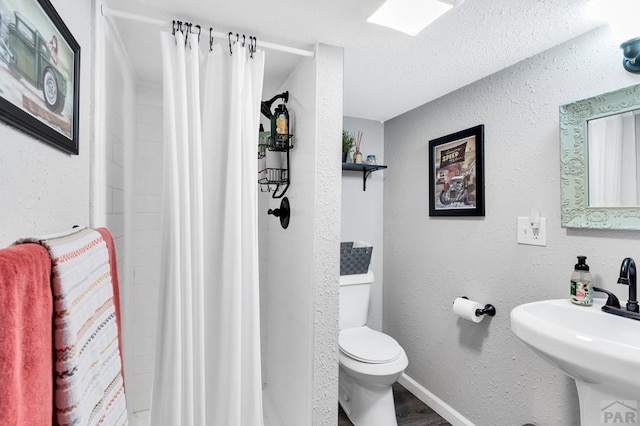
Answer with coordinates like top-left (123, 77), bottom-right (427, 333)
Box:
top-left (560, 84), bottom-right (640, 230)
top-left (588, 110), bottom-right (640, 207)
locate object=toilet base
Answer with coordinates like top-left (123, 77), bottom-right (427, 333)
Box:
top-left (339, 367), bottom-right (398, 426)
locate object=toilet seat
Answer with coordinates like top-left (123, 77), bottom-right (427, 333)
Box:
top-left (339, 326), bottom-right (401, 364)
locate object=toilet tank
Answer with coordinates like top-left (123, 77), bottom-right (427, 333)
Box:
top-left (339, 271), bottom-right (374, 330)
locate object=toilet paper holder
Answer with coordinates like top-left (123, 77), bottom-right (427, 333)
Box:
top-left (461, 296), bottom-right (496, 317)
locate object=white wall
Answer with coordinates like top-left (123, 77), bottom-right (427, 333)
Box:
top-left (127, 83), bottom-right (163, 412)
top-left (341, 117), bottom-right (384, 331)
top-left (97, 5), bottom-right (142, 413)
top-left (383, 26), bottom-right (639, 426)
top-left (263, 43), bottom-right (343, 425)
top-left (0, 0), bottom-right (93, 246)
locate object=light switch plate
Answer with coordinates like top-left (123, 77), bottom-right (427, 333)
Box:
top-left (517, 217), bottom-right (547, 246)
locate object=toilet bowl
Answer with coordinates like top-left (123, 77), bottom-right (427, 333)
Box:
top-left (338, 271), bottom-right (408, 426)
top-left (338, 327), bottom-right (408, 426)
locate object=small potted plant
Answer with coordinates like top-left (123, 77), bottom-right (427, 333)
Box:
top-left (342, 130), bottom-right (354, 163)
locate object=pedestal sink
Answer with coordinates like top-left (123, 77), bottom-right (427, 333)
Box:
top-left (511, 298), bottom-right (640, 426)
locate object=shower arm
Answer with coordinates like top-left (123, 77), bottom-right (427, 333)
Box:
top-left (261, 91), bottom-right (289, 120)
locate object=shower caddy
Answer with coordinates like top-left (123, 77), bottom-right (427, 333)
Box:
top-left (258, 91), bottom-right (292, 199)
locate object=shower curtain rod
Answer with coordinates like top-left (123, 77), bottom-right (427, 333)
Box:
top-left (101, 5), bottom-right (315, 58)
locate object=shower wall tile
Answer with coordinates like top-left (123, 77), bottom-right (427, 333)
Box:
top-left (128, 392), bottom-right (151, 415)
top-left (136, 123), bottom-right (163, 143)
top-left (134, 301), bottom-right (157, 321)
top-left (126, 84), bottom-right (164, 413)
top-left (105, 130), bottom-right (115, 161)
top-left (133, 336), bottom-right (155, 357)
top-left (134, 158), bottom-right (163, 177)
top-left (106, 189), bottom-right (113, 215)
top-left (131, 230), bottom-right (161, 249)
top-left (258, 191), bottom-right (270, 386)
top-left (133, 265), bottom-right (160, 285)
top-left (134, 177), bottom-right (163, 195)
top-left (103, 22), bottom-right (137, 413)
top-left (132, 354), bottom-right (155, 375)
top-left (128, 372), bottom-right (153, 395)
top-left (106, 159), bottom-right (125, 191)
top-left (136, 84), bottom-right (163, 107)
top-left (113, 236), bottom-right (125, 263)
top-left (135, 142), bottom-right (163, 161)
top-left (130, 248), bottom-right (161, 267)
top-left (132, 213), bottom-right (161, 231)
top-left (112, 188), bottom-right (125, 214)
top-left (112, 138), bottom-right (125, 167)
top-left (133, 195), bottom-right (162, 213)
top-left (137, 106), bottom-right (163, 124)
top-left (108, 213), bottom-right (124, 239)
top-left (133, 319), bottom-right (155, 338)
top-left (134, 284), bottom-right (158, 304)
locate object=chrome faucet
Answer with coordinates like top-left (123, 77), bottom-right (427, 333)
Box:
top-left (617, 257), bottom-right (639, 313)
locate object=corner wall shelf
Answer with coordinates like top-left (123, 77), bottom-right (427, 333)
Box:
top-left (342, 162), bottom-right (387, 191)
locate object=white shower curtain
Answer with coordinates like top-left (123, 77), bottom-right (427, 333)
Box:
top-left (588, 115), bottom-right (623, 207)
top-left (150, 30), bottom-right (265, 426)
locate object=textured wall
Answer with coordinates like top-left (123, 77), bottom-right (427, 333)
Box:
top-left (0, 0), bottom-right (93, 246)
top-left (342, 117), bottom-right (384, 331)
top-left (263, 43), bottom-right (343, 426)
top-left (312, 43), bottom-right (343, 425)
top-left (384, 26), bottom-right (639, 426)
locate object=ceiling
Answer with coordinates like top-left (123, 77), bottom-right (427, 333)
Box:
top-left (104, 0), bottom-right (606, 122)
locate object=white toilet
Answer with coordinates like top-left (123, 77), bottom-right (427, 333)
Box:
top-left (338, 271), bottom-right (408, 426)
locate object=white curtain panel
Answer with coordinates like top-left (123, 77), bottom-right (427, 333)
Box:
top-left (151, 31), bottom-right (265, 426)
top-left (588, 115), bottom-right (623, 207)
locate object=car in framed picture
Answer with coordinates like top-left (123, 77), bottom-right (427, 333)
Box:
top-left (7, 11), bottom-right (68, 113)
top-left (0, 0), bottom-right (80, 154)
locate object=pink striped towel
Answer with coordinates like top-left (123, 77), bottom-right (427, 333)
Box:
top-left (18, 227), bottom-right (127, 425)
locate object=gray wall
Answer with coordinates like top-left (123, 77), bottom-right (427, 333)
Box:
top-left (383, 26), bottom-right (639, 425)
top-left (342, 116), bottom-right (384, 331)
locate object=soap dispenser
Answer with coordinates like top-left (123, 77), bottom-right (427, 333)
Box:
top-left (570, 255), bottom-right (593, 306)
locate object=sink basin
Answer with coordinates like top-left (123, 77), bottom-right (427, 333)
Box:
top-left (511, 298), bottom-right (640, 425)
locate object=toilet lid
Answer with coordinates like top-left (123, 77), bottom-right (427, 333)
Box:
top-left (339, 327), bottom-right (402, 364)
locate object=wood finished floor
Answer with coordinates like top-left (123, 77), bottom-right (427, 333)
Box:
top-left (338, 383), bottom-right (451, 426)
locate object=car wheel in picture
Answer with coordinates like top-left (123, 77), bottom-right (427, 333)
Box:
top-left (42, 66), bottom-right (63, 113)
top-left (439, 190), bottom-right (452, 205)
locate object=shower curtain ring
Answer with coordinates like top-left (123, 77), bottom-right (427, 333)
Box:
top-left (228, 32), bottom-right (233, 55)
top-left (209, 27), bottom-right (214, 52)
top-left (195, 24), bottom-right (201, 43)
top-left (248, 36), bottom-right (256, 58)
top-left (185, 23), bottom-right (192, 47)
top-left (172, 20), bottom-right (176, 36)
top-left (242, 34), bottom-right (246, 47)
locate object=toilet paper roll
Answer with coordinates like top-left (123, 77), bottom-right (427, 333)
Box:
top-left (453, 297), bottom-right (484, 323)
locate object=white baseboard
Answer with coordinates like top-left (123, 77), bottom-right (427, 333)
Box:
top-left (398, 373), bottom-right (475, 426)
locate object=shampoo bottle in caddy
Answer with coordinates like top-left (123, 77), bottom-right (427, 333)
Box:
top-left (570, 255), bottom-right (593, 306)
top-left (271, 103), bottom-right (289, 149)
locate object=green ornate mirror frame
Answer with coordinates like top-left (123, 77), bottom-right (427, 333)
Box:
top-left (560, 84), bottom-right (640, 230)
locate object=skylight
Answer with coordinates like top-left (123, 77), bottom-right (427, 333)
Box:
top-left (367, 0), bottom-right (455, 36)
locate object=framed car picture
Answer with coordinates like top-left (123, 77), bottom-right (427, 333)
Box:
top-left (0, 0), bottom-right (80, 154)
top-left (428, 125), bottom-right (485, 217)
